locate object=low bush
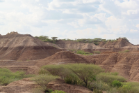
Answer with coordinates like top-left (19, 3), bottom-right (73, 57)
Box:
top-left (118, 82), bottom-right (139, 93)
top-left (42, 65), bottom-right (79, 84)
top-left (0, 68), bottom-right (32, 85)
top-left (51, 90), bottom-right (66, 93)
top-left (93, 89), bottom-right (103, 93)
top-left (33, 74), bottom-right (58, 92)
top-left (90, 81), bottom-right (110, 91)
top-left (118, 84), bottom-right (131, 93)
top-left (96, 73), bottom-right (126, 84)
top-left (124, 50), bottom-right (130, 52)
top-left (119, 50), bottom-right (130, 53)
top-left (76, 50), bottom-right (93, 55)
top-left (111, 80), bottom-right (122, 87)
top-left (107, 88), bottom-right (119, 93)
top-left (93, 51), bottom-right (101, 54)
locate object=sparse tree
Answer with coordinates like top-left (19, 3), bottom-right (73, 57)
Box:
top-left (51, 37), bottom-right (58, 43)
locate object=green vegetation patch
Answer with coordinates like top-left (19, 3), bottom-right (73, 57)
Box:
top-left (42, 64), bottom-right (104, 88)
top-left (35, 36), bottom-right (57, 43)
top-left (35, 35), bottom-right (129, 45)
top-left (76, 50), bottom-right (93, 55)
top-left (119, 50), bottom-right (130, 53)
top-left (93, 51), bottom-right (101, 54)
top-left (0, 68), bottom-right (32, 85)
top-left (32, 74), bottom-right (59, 93)
top-left (96, 73), bottom-right (126, 84)
top-left (51, 90), bottom-right (66, 93)
top-left (36, 64), bottom-right (139, 93)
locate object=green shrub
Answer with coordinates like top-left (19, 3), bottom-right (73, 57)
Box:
top-left (76, 50), bottom-right (93, 55)
top-left (124, 50), bottom-right (130, 52)
top-left (111, 80), bottom-right (122, 87)
top-left (118, 82), bottom-right (139, 93)
top-left (67, 64), bottom-right (103, 87)
top-left (107, 88), bottom-right (119, 93)
top-left (119, 50), bottom-right (130, 53)
top-left (0, 68), bottom-right (32, 85)
top-left (110, 72), bottom-right (119, 76)
top-left (90, 81), bottom-right (110, 91)
top-left (42, 65), bottom-right (79, 84)
top-left (33, 74), bottom-right (58, 92)
top-left (43, 64), bottom-right (104, 87)
top-left (118, 84), bottom-right (131, 93)
top-left (93, 89), bottom-right (103, 93)
top-left (96, 73), bottom-right (126, 84)
top-left (94, 51), bottom-right (100, 54)
top-left (51, 90), bottom-right (66, 93)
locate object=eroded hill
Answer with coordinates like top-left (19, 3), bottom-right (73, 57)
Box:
top-left (0, 32), bottom-right (61, 61)
top-left (83, 52), bottom-right (139, 81)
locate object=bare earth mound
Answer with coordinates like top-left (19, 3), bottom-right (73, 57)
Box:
top-left (37, 51), bottom-right (90, 67)
top-left (0, 32), bottom-right (61, 61)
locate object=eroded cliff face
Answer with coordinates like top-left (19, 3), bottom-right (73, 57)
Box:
top-left (83, 52), bottom-right (139, 81)
top-left (0, 32), bottom-right (61, 61)
top-left (55, 40), bottom-right (102, 50)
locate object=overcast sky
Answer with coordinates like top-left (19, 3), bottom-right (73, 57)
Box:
top-left (0, 0), bottom-right (139, 44)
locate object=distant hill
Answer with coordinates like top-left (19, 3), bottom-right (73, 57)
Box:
top-left (99, 38), bottom-right (133, 48)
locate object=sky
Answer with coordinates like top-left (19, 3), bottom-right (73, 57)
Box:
top-left (0, 0), bottom-right (139, 44)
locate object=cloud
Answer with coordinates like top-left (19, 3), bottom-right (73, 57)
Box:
top-left (57, 0), bottom-right (75, 2)
top-left (78, 5), bottom-right (97, 13)
top-left (105, 16), bottom-right (129, 34)
top-left (130, 29), bottom-right (138, 33)
top-left (44, 10), bottom-right (83, 20)
top-left (0, 0), bottom-right (4, 2)
top-left (0, 0), bottom-right (139, 44)
top-left (100, 0), bottom-right (122, 17)
top-left (136, 24), bottom-right (139, 29)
